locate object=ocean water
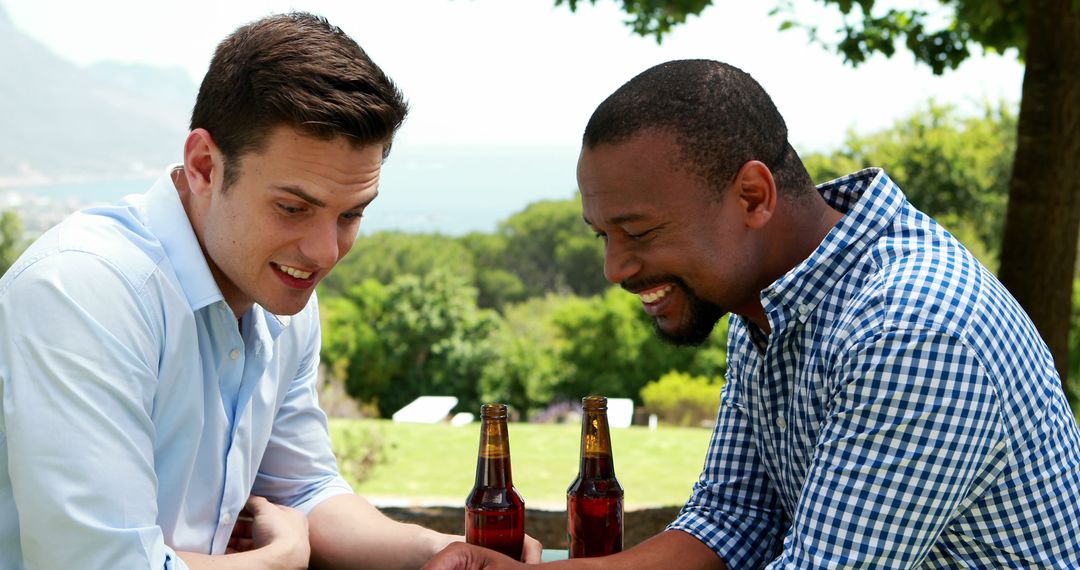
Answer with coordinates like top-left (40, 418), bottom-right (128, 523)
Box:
top-left (2, 145), bottom-right (583, 236)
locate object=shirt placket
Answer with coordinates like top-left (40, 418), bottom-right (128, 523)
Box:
top-left (207, 306), bottom-right (244, 552)
top-left (214, 311), bottom-right (283, 553)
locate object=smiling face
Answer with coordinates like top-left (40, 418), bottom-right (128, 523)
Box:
top-left (181, 125), bottom-right (383, 318)
top-left (578, 130), bottom-right (769, 344)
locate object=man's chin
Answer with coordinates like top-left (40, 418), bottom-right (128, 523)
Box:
top-left (653, 315), bottom-right (721, 347)
top-left (260, 293), bottom-right (315, 316)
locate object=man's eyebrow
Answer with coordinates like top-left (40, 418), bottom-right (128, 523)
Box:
top-left (609, 213), bottom-right (647, 225)
top-left (582, 213), bottom-right (649, 227)
top-left (275, 185), bottom-right (326, 208)
top-left (275, 185), bottom-right (378, 211)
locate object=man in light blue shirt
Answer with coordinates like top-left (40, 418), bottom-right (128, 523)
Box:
top-left (0, 12), bottom-right (544, 570)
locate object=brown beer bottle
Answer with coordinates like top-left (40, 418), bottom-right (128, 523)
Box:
top-left (567, 395), bottom-right (624, 557)
top-left (465, 403), bottom-right (525, 560)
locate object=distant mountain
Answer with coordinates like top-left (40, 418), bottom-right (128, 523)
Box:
top-left (0, 5), bottom-right (197, 184)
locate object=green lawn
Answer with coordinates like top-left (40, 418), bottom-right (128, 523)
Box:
top-left (329, 419), bottom-right (714, 510)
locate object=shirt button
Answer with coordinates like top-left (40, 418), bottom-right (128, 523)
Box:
top-left (221, 512), bottom-right (232, 524)
top-left (229, 349), bottom-right (241, 360)
top-left (798, 304), bottom-right (811, 316)
top-left (776, 416), bottom-right (788, 430)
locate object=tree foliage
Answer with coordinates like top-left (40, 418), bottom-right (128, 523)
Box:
top-left (555, 0), bottom-right (712, 40)
top-left (494, 197), bottom-right (608, 299)
top-left (640, 371), bottom-right (724, 427)
top-left (550, 287), bottom-right (727, 403)
top-left (323, 270), bottom-right (499, 417)
top-left (319, 232), bottom-right (477, 297)
top-left (478, 296), bottom-right (566, 417)
top-left (557, 0), bottom-right (1028, 73)
top-left (0, 211), bottom-right (24, 277)
top-left (803, 100), bottom-right (1015, 268)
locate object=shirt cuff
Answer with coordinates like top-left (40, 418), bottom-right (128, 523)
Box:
top-left (290, 476), bottom-right (355, 516)
top-left (667, 507), bottom-right (774, 570)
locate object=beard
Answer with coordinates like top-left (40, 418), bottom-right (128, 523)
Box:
top-left (623, 276), bottom-right (727, 346)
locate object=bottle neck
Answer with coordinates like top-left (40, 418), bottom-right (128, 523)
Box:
top-left (578, 410), bottom-right (616, 478)
top-left (474, 416), bottom-right (514, 488)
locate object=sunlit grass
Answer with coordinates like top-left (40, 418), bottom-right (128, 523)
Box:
top-left (329, 419), bottom-right (713, 510)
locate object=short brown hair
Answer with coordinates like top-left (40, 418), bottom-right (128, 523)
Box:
top-left (190, 12), bottom-right (409, 188)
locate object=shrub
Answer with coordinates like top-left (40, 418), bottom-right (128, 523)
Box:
top-left (640, 371), bottom-right (724, 427)
top-left (329, 421), bottom-right (389, 486)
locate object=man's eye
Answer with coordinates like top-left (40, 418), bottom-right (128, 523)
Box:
top-left (626, 228), bottom-right (655, 240)
top-left (278, 203), bottom-right (305, 215)
top-left (341, 211), bottom-right (364, 222)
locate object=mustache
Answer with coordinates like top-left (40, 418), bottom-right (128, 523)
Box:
top-left (621, 275), bottom-right (688, 295)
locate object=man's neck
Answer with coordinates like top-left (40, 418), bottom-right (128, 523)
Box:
top-left (747, 191), bottom-right (844, 333)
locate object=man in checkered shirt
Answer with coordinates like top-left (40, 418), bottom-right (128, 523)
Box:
top-left (424, 60), bottom-right (1080, 569)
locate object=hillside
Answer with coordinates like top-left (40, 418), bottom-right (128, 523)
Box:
top-left (0, 4), bottom-right (196, 184)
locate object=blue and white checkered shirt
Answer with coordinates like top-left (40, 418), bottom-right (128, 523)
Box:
top-left (669, 168), bottom-right (1080, 568)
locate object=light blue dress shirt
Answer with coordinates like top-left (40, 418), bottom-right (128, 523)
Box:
top-left (0, 168), bottom-right (353, 569)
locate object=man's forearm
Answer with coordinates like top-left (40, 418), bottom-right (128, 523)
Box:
top-left (549, 530), bottom-right (724, 570)
top-left (178, 545), bottom-right (302, 570)
top-left (309, 493), bottom-right (455, 570)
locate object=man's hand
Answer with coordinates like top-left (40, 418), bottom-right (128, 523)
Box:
top-left (427, 533), bottom-right (543, 565)
top-left (178, 496), bottom-right (310, 569)
top-left (521, 534), bottom-right (544, 563)
top-left (422, 542), bottom-right (527, 570)
top-left (247, 496), bottom-right (310, 565)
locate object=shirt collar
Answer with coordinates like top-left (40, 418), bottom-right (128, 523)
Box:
top-left (143, 166), bottom-right (224, 312)
top-left (759, 168), bottom-right (906, 326)
top-left (143, 166), bottom-right (296, 333)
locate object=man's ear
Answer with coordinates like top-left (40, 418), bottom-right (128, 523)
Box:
top-left (735, 160), bottom-right (777, 230)
top-left (183, 128), bottom-right (221, 197)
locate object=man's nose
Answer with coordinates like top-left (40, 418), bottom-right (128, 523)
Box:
top-left (603, 240), bottom-right (641, 284)
top-left (299, 221), bottom-right (340, 268)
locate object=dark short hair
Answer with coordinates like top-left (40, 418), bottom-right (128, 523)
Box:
top-left (190, 12), bottom-right (409, 189)
top-left (583, 59), bottom-right (812, 198)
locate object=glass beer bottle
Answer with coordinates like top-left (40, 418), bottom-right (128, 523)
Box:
top-left (465, 403), bottom-right (525, 560)
top-left (567, 395), bottom-right (624, 557)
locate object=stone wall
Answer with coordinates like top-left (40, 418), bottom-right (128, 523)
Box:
top-left (380, 506), bottom-right (682, 550)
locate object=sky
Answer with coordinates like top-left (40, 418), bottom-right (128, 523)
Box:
top-left (3, 0), bottom-right (1025, 154)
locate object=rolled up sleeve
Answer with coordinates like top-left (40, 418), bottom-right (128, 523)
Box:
top-left (668, 381), bottom-right (787, 568)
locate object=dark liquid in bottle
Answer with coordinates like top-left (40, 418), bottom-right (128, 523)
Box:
top-left (567, 397), bottom-right (624, 559)
top-left (567, 480), bottom-right (624, 558)
top-left (466, 431), bottom-right (525, 560)
top-left (465, 504), bottom-right (525, 560)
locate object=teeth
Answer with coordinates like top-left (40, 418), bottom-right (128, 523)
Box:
top-left (279, 264), bottom-right (313, 279)
top-left (639, 285), bottom-right (673, 304)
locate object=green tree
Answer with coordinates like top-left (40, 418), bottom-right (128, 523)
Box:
top-left (0, 211), bottom-right (24, 277)
top-left (334, 270), bottom-right (499, 417)
top-left (478, 296), bottom-right (566, 417)
top-left (640, 371), bottom-right (724, 427)
top-left (550, 286), bottom-right (727, 403)
top-left (320, 280), bottom-right (389, 383)
top-left (557, 0), bottom-right (1080, 384)
top-left (319, 231), bottom-right (476, 296)
top-left (803, 101), bottom-right (1015, 269)
top-left (457, 232), bottom-right (528, 310)
top-left (497, 198), bottom-right (608, 299)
